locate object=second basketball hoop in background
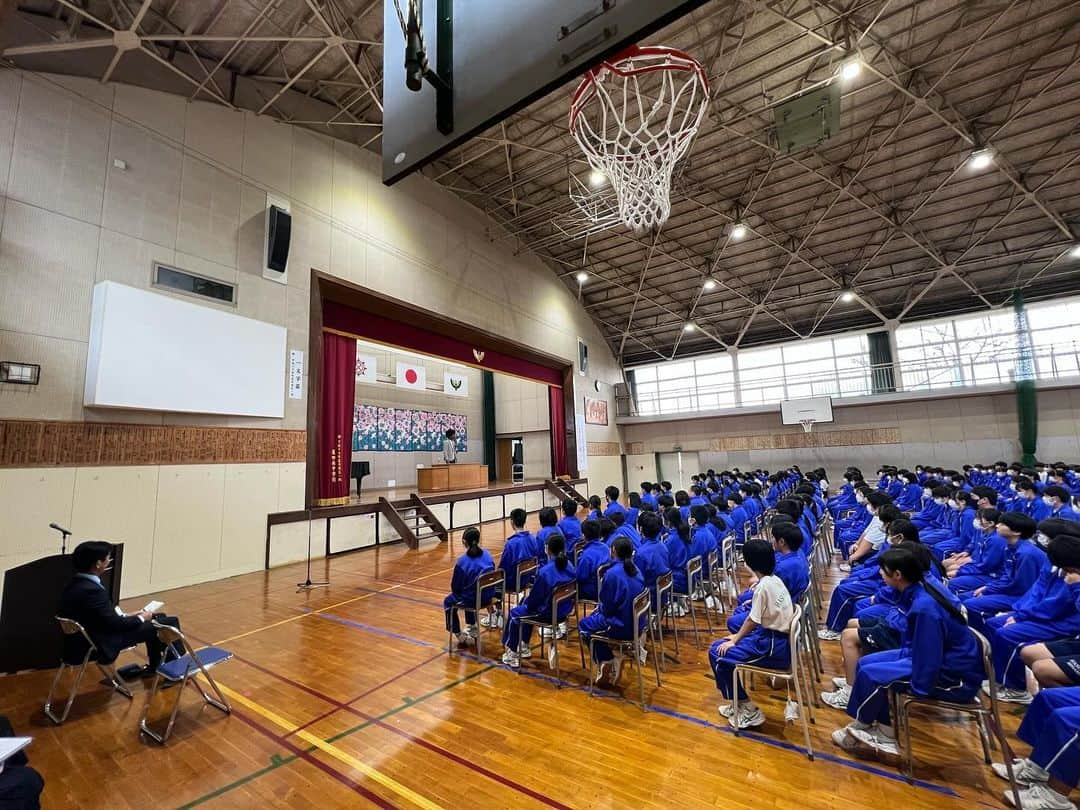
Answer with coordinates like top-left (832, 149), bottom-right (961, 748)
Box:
top-left (569, 45), bottom-right (709, 234)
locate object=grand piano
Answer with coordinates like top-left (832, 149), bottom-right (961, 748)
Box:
top-left (351, 460), bottom-right (371, 497)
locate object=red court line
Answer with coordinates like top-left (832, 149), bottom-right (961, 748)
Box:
top-left (227, 702), bottom-right (396, 809)
top-left (220, 645), bottom-right (572, 809)
top-left (288, 650), bottom-right (446, 737)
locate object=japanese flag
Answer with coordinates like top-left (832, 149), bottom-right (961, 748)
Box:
top-left (355, 352), bottom-right (377, 384)
top-left (396, 361), bottom-right (426, 390)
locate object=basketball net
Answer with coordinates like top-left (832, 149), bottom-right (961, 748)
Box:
top-left (800, 419), bottom-right (816, 434)
top-left (570, 46), bottom-right (710, 234)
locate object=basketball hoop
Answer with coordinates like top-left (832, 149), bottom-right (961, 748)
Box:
top-left (569, 45), bottom-right (710, 233)
top-left (800, 419), bottom-right (816, 434)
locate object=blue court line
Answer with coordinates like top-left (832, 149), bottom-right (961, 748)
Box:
top-left (355, 586), bottom-right (444, 609)
top-left (311, 605), bottom-right (959, 798)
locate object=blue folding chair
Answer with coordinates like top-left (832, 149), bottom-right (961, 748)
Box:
top-left (139, 622), bottom-right (232, 743)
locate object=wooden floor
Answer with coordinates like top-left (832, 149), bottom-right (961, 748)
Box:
top-left (0, 517), bottom-right (1046, 809)
top-left (348, 478), bottom-right (552, 506)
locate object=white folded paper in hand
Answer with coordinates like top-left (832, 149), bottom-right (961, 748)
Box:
top-left (143, 600), bottom-right (164, 613)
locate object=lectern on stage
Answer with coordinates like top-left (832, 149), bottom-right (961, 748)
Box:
top-left (0, 544), bottom-right (124, 674)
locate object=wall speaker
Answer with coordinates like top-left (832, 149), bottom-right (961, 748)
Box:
top-left (577, 339), bottom-right (589, 376)
top-left (263, 200), bottom-right (291, 284)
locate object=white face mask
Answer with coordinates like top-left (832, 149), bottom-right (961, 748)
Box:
top-left (1044, 495), bottom-right (1055, 506)
top-left (1034, 532), bottom-right (1050, 549)
top-left (949, 499), bottom-right (960, 510)
top-left (856, 494), bottom-right (866, 505)
top-left (1009, 483), bottom-right (1017, 491)
top-left (934, 497), bottom-right (947, 506)
top-left (972, 517), bottom-right (983, 531)
top-left (996, 471), bottom-right (1007, 477)
top-left (923, 488), bottom-right (932, 498)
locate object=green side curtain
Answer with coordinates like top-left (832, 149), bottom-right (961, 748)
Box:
top-left (482, 371), bottom-right (496, 481)
top-left (1014, 292), bottom-right (1038, 466)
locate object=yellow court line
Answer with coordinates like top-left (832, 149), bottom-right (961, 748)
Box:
top-left (218, 683), bottom-right (446, 810)
top-left (214, 565), bottom-right (455, 645)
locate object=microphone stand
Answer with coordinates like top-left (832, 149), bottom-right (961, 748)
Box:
top-left (297, 508), bottom-right (329, 592)
top-left (51, 525), bottom-right (72, 555)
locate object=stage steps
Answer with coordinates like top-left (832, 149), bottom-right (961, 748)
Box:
top-left (378, 495), bottom-right (449, 549)
top-left (546, 478), bottom-right (588, 508)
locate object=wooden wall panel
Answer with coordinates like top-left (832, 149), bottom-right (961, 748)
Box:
top-left (586, 441), bottom-right (622, 457)
top-left (0, 420), bottom-right (306, 467)
top-left (708, 427), bottom-right (900, 452)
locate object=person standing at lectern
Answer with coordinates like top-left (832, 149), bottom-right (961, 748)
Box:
top-left (443, 429), bottom-right (458, 464)
top-left (59, 542), bottom-right (182, 678)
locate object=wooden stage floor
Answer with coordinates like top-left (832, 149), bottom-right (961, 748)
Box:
top-left (347, 477), bottom-right (552, 506)
top-left (0, 516), bottom-right (1041, 809)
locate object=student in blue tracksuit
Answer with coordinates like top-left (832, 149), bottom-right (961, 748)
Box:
top-left (831, 547), bottom-right (983, 756)
top-left (709, 539), bottom-right (795, 729)
top-left (834, 488), bottom-right (875, 556)
top-left (625, 492), bottom-right (641, 533)
top-left (634, 511), bottom-right (672, 613)
top-left (603, 486), bottom-right (626, 519)
top-left (945, 508), bottom-right (1006, 592)
top-left (961, 512), bottom-right (1042, 633)
top-left (586, 495), bottom-right (602, 523)
top-left (501, 532), bottom-right (576, 668)
top-left (608, 510), bottom-right (641, 551)
top-left (727, 520), bottom-right (807, 634)
top-left (689, 486), bottom-right (708, 508)
top-left (675, 490), bottom-right (692, 523)
top-left (534, 507), bottom-right (562, 566)
top-left (1017, 478), bottom-right (1052, 522)
top-left (984, 529), bottom-right (1080, 704)
top-left (1044, 485), bottom-right (1080, 522)
top-left (640, 482), bottom-right (659, 510)
top-left (689, 505), bottom-right (718, 584)
top-left (575, 518), bottom-right (610, 602)
top-left (579, 536), bottom-right (647, 683)
top-left (894, 471), bottom-right (923, 512)
top-left (443, 527), bottom-right (496, 648)
top-left (557, 499), bottom-right (583, 548)
top-left (991, 686), bottom-right (1080, 810)
top-left (499, 508), bottom-right (537, 596)
top-left (707, 504), bottom-right (730, 539)
top-left (664, 508), bottom-right (692, 611)
top-left (934, 490), bottom-right (982, 559)
top-left (726, 493), bottom-right (750, 547)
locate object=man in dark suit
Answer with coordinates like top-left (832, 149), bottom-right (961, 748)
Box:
top-left (0, 716), bottom-right (44, 809)
top-left (59, 541), bottom-right (181, 677)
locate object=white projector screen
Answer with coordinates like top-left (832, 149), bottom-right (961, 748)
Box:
top-left (84, 281), bottom-right (287, 418)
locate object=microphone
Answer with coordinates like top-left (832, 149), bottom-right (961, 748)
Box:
top-left (49, 523), bottom-right (72, 536)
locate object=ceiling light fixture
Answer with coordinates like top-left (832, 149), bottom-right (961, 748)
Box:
top-left (730, 222), bottom-right (748, 240)
top-left (588, 169), bottom-right (607, 188)
top-left (840, 289), bottom-right (856, 303)
top-left (968, 148), bottom-right (994, 170)
top-left (703, 278), bottom-right (717, 290)
top-left (840, 57), bottom-right (862, 81)
top-left (683, 322), bottom-right (696, 333)
top-left (576, 271), bottom-right (588, 283)
top-left (1070, 244), bottom-right (1080, 259)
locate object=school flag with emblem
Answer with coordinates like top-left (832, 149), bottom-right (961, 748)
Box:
top-left (444, 370), bottom-right (468, 397)
top-left (355, 352), bottom-right (377, 384)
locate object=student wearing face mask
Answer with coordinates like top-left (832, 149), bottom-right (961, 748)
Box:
top-left (982, 527), bottom-right (1080, 704)
top-left (841, 492), bottom-right (894, 572)
top-left (944, 508), bottom-right (1006, 591)
top-left (894, 471), bottom-right (924, 512)
top-left (937, 489), bottom-right (994, 561)
top-left (1015, 478), bottom-right (1052, 522)
top-left (1043, 485), bottom-right (1080, 523)
top-left (833, 485), bottom-right (875, 557)
top-left (961, 512), bottom-right (1044, 636)
top-left (912, 485), bottom-right (953, 545)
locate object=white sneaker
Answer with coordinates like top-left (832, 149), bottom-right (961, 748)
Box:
top-left (818, 628), bottom-right (842, 641)
top-left (1005, 784), bottom-right (1075, 810)
top-left (993, 758), bottom-right (1050, 787)
top-left (728, 704), bottom-right (766, 730)
top-left (992, 686), bottom-right (1034, 705)
top-left (517, 642), bottom-right (533, 659)
top-left (839, 562), bottom-right (851, 573)
top-left (547, 643), bottom-right (558, 670)
top-left (832, 676), bottom-right (848, 689)
top-left (784, 699), bottom-right (801, 723)
top-left (831, 727), bottom-right (860, 750)
top-left (594, 661), bottom-right (609, 684)
top-left (540, 626), bottom-right (554, 638)
top-left (704, 595), bottom-right (721, 611)
top-left (609, 654), bottom-right (623, 683)
top-left (718, 703), bottom-right (736, 719)
top-left (849, 726), bottom-right (900, 755)
top-left (556, 621), bottom-right (568, 640)
top-left (821, 686), bottom-right (851, 708)
top-left (480, 612), bottom-right (503, 629)
top-left (501, 649), bottom-right (520, 668)
top-left (637, 643), bottom-right (648, 665)
top-left (456, 632), bottom-right (475, 648)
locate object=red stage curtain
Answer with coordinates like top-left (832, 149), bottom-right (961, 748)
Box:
top-left (549, 386), bottom-right (568, 478)
top-left (317, 332), bottom-right (356, 506)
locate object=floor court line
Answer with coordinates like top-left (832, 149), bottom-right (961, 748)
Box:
top-left (218, 682), bottom-right (447, 810)
top-left (208, 643), bottom-right (572, 809)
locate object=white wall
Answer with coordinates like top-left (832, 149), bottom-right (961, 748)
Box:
top-left (0, 70), bottom-right (625, 595)
top-left (494, 373), bottom-right (551, 479)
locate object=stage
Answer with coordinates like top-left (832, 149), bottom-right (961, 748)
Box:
top-left (265, 477), bottom-right (591, 566)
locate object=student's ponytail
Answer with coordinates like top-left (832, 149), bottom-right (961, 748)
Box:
top-left (881, 547), bottom-right (966, 624)
top-left (677, 522), bottom-right (691, 545)
top-left (463, 526), bottom-right (482, 558)
top-left (548, 533), bottom-right (569, 572)
top-left (613, 536), bottom-right (637, 577)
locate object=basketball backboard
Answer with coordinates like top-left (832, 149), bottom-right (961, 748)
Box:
top-left (780, 396), bottom-right (835, 426)
top-left (382, 0), bottom-right (709, 185)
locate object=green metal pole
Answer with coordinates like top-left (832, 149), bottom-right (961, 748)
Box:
top-left (1013, 291), bottom-right (1038, 466)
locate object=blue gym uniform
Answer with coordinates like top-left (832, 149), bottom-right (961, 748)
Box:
top-left (579, 564), bottom-right (647, 664)
top-left (948, 530), bottom-right (1007, 593)
top-left (846, 582), bottom-right (983, 726)
top-left (603, 500), bottom-right (627, 519)
top-left (444, 549), bottom-right (496, 634)
top-left (502, 560), bottom-right (577, 650)
top-left (634, 537), bottom-right (672, 612)
top-left (690, 525), bottom-right (717, 579)
top-left (610, 522), bottom-right (642, 551)
top-left (728, 550), bottom-right (809, 633)
top-left (665, 533), bottom-right (692, 593)
top-left (557, 515), bottom-right (582, 545)
top-left (575, 539), bottom-right (611, 602)
top-left (1017, 687), bottom-right (1080, 790)
top-left (961, 540), bottom-right (1047, 633)
top-left (534, 525), bottom-right (562, 566)
top-left (499, 530), bottom-right (537, 591)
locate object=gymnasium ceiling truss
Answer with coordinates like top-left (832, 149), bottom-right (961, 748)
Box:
top-left (3, 0), bottom-right (1080, 365)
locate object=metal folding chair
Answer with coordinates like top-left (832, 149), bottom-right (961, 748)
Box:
top-left (731, 605), bottom-right (815, 760)
top-left (585, 589), bottom-right (661, 710)
top-left (653, 570), bottom-right (678, 667)
top-left (448, 568), bottom-right (505, 658)
top-left (513, 558), bottom-right (538, 607)
top-left (572, 540), bottom-right (586, 565)
top-left (139, 622), bottom-right (232, 744)
top-left (672, 555), bottom-right (710, 648)
top-left (518, 581), bottom-right (582, 686)
top-left (890, 627), bottom-right (1021, 807)
top-left (45, 617), bottom-right (136, 724)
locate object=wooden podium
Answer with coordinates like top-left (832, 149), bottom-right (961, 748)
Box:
top-left (417, 464), bottom-right (488, 493)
